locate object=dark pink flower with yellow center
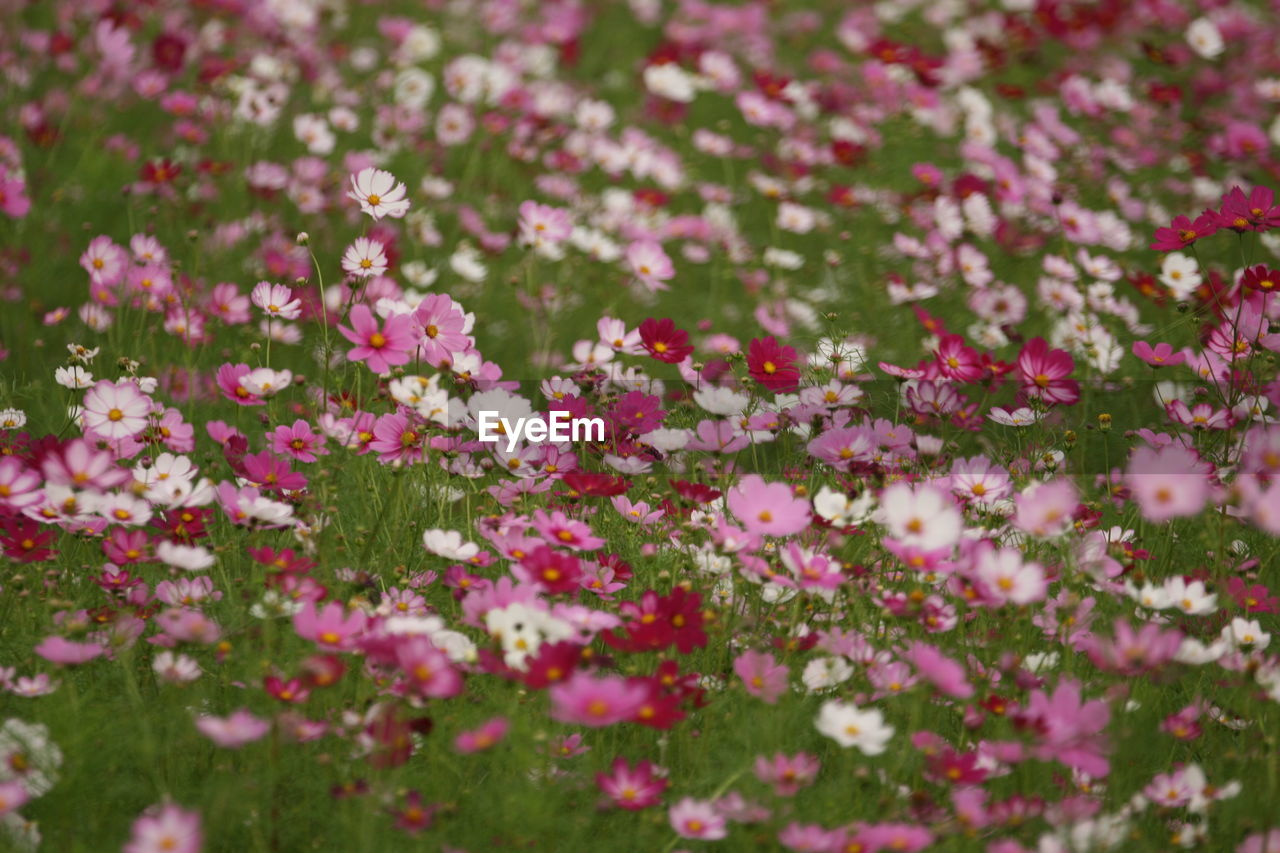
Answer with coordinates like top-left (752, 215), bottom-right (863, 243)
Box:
top-left (1015, 337), bottom-right (1078, 406)
top-left (338, 304), bottom-right (416, 374)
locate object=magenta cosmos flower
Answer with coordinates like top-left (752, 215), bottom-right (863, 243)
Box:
top-left (549, 672), bottom-right (647, 727)
top-left (82, 379), bottom-right (152, 440)
top-left (338, 304), bottom-right (417, 374)
top-left (726, 474), bottom-right (811, 537)
top-left (596, 757), bottom-right (668, 810)
top-left (293, 601), bottom-right (367, 650)
top-left (1131, 340), bottom-right (1186, 367)
top-left (1016, 338), bottom-right (1078, 405)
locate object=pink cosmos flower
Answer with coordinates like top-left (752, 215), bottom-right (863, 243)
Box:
top-left (949, 456), bottom-right (1012, 504)
top-left (549, 672), bottom-right (647, 727)
top-left (1016, 337), bottom-right (1079, 406)
top-left (1082, 619), bottom-right (1183, 676)
top-left (293, 601), bottom-right (367, 650)
top-left (1011, 478), bottom-right (1079, 539)
top-left (1239, 830), bottom-right (1280, 853)
top-left (34, 636), bottom-right (105, 665)
top-left (250, 281), bottom-right (302, 321)
top-left (754, 752), bottom-right (819, 797)
top-left (454, 717), bottom-right (509, 753)
top-left (0, 780), bottom-right (30, 817)
top-left (1132, 340), bottom-right (1186, 367)
top-left (338, 305), bottom-right (417, 374)
top-left (155, 609), bottom-right (223, 645)
top-left (268, 420), bottom-right (328, 463)
top-left (208, 283), bottom-right (250, 324)
top-left (82, 379), bottom-right (152, 440)
top-left (518, 200), bottom-right (573, 246)
top-left (342, 237), bottom-right (389, 278)
top-left (123, 803), bottom-right (203, 853)
top-left (532, 510), bottom-right (605, 551)
top-left (733, 649), bottom-right (789, 704)
top-left (726, 474), bottom-right (811, 537)
top-left (858, 824), bottom-right (934, 852)
top-left (877, 483), bottom-right (962, 551)
top-left (396, 636), bottom-right (463, 699)
top-left (1126, 444), bottom-right (1211, 521)
top-left (196, 710), bottom-right (270, 748)
top-left (972, 545), bottom-right (1047, 606)
top-left (368, 412), bottom-right (427, 465)
top-left (903, 641), bottom-right (973, 699)
top-left (413, 294), bottom-right (474, 366)
top-left (1020, 678), bottom-right (1111, 777)
top-left (807, 425), bottom-right (875, 467)
top-left (626, 240), bottom-right (675, 292)
top-left (0, 457), bottom-right (42, 512)
top-left (215, 363), bottom-right (265, 407)
top-left (668, 797), bottom-right (727, 840)
top-left (80, 235), bottom-right (129, 286)
top-left (596, 757), bottom-right (668, 810)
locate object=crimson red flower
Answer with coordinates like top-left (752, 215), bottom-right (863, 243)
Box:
top-left (140, 159), bottom-right (182, 185)
top-left (604, 587), bottom-right (707, 654)
top-left (638, 318), bottom-right (693, 363)
top-left (1, 517), bottom-right (57, 562)
top-left (747, 336), bottom-right (801, 391)
top-left (559, 472), bottom-right (629, 498)
top-left (669, 480), bottom-right (722, 503)
top-left (1240, 264), bottom-right (1279, 293)
top-left (521, 641), bottom-right (584, 689)
top-left (926, 749), bottom-right (988, 786)
top-left (628, 677), bottom-right (686, 729)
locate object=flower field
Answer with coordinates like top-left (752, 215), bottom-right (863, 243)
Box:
top-left (2, 0), bottom-right (1280, 850)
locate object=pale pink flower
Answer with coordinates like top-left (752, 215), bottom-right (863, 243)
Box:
top-left (196, 710), bottom-right (270, 748)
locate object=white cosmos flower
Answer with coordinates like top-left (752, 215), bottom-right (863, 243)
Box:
top-left (1186, 18), bottom-right (1224, 59)
top-left (0, 719), bottom-right (62, 796)
top-left (157, 541), bottom-right (216, 572)
top-left (1159, 252), bottom-right (1202, 300)
top-left (54, 366), bottom-right (94, 389)
top-left (1222, 617), bottom-right (1269, 649)
top-left (802, 657), bottom-right (854, 693)
top-left (239, 368), bottom-right (292, 397)
top-left (812, 486), bottom-right (875, 527)
top-left (422, 528), bottom-right (480, 561)
top-left (692, 387), bottom-right (750, 416)
top-left (815, 700), bottom-right (894, 754)
top-left (643, 63), bottom-right (698, 103)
